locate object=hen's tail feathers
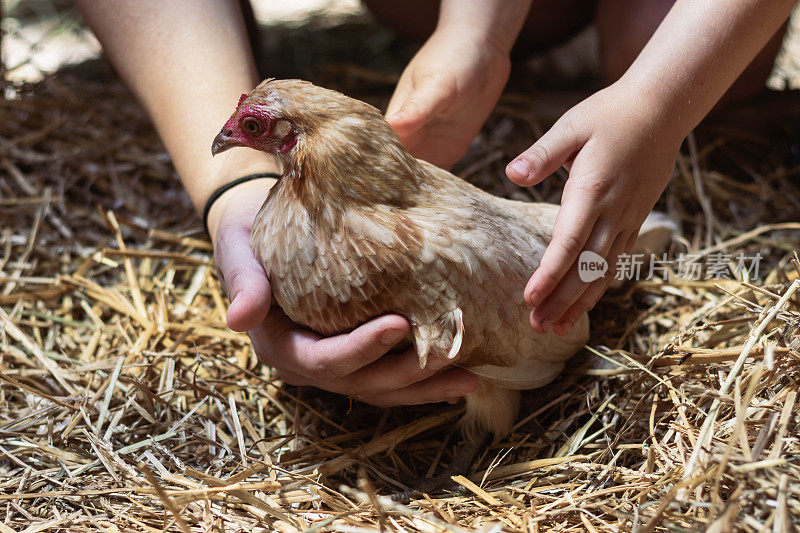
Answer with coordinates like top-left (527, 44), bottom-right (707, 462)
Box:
top-left (633, 211), bottom-right (679, 256)
top-left (609, 211), bottom-right (679, 289)
top-left (413, 307), bottom-right (464, 368)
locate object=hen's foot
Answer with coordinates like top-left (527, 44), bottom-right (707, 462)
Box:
top-left (389, 432), bottom-right (490, 502)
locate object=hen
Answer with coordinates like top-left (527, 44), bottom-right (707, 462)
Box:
top-left (212, 79), bottom-right (672, 489)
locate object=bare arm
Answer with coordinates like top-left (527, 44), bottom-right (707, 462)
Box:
top-left (75, 0), bottom-right (279, 219)
top-left (436, 0), bottom-right (532, 52)
top-left (75, 0), bottom-right (476, 406)
top-left (508, 0), bottom-right (795, 334)
top-left (624, 0), bottom-right (795, 134)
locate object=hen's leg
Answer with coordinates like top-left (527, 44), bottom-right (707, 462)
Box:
top-left (389, 431), bottom-right (490, 502)
top-left (461, 380), bottom-right (521, 439)
top-left (389, 381), bottom-right (519, 501)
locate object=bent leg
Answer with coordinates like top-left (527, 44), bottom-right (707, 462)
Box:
top-left (363, 0), bottom-right (597, 57)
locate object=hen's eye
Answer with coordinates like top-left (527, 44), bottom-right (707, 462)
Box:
top-left (242, 117), bottom-right (261, 135)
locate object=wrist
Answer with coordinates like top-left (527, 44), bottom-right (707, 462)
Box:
top-left (432, 11), bottom-right (519, 56)
top-left (435, 0), bottom-right (530, 55)
top-left (428, 23), bottom-right (514, 70)
top-left (206, 176), bottom-right (277, 244)
top-left (433, 22), bottom-right (514, 57)
top-left (607, 76), bottom-right (689, 149)
top-left (188, 148), bottom-right (280, 212)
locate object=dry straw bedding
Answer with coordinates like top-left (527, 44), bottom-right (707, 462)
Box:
top-left (0, 69), bottom-right (799, 532)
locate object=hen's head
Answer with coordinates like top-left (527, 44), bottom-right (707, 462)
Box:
top-left (211, 78), bottom-right (388, 158)
top-left (212, 79), bottom-right (428, 209)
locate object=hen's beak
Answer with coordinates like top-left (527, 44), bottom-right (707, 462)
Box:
top-left (211, 128), bottom-right (242, 156)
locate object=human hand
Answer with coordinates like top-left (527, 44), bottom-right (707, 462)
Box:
top-left (505, 82), bottom-right (683, 335)
top-left (207, 178), bottom-right (477, 406)
top-left (385, 26), bottom-right (511, 168)
top-left (248, 308), bottom-right (477, 407)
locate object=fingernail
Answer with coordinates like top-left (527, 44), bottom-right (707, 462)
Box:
top-left (507, 159), bottom-right (530, 180)
top-left (527, 290), bottom-right (540, 307)
top-left (554, 321), bottom-right (572, 336)
top-left (445, 389), bottom-right (468, 400)
top-left (379, 327), bottom-right (406, 346)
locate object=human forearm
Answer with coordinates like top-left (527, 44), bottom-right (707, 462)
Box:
top-left (506, 0), bottom-right (793, 336)
top-left (620, 0), bottom-right (794, 138)
top-left (437, 0), bottom-right (532, 52)
top-left (76, 0), bottom-right (278, 216)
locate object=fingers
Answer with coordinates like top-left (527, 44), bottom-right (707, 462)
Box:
top-left (279, 351), bottom-right (478, 407)
top-left (214, 221), bottom-right (271, 332)
top-left (551, 231), bottom-right (631, 334)
top-left (386, 80), bottom-right (450, 140)
top-left (592, 231), bottom-right (638, 310)
top-left (506, 118), bottom-right (584, 187)
top-left (250, 310), bottom-right (474, 406)
top-left (277, 348), bottom-right (420, 395)
top-left (525, 186), bottom-right (599, 313)
top-left (251, 311), bottom-right (411, 381)
top-left (511, 123), bottom-right (594, 323)
top-left (523, 140), bottom-right (644, 335)
top-left (300, 315), bottom-right (412, 381)
top-left (359, 368), bottom-right (478, 408)
top-left (530, 223), bottom-right (619, 334)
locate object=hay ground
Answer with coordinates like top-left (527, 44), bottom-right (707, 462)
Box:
top-left (1, 8), bottom-right (800, 532)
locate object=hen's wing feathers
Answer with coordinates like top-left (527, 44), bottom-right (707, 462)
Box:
top-left (256, 163), bottom-right (580, 369)
top-left (404, 180), bottom-right (554, 366)
top-left (413, 307), bottom-right (464, 367)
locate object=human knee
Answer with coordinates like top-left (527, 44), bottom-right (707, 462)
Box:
top-left (596, 0), bottom-right (674, 81)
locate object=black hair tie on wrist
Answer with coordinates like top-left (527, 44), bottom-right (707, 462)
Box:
top-left (202, 172), bottom-right (280, 236)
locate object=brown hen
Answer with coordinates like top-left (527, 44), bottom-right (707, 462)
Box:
top-left (211, 79), bottom-right (672, 476)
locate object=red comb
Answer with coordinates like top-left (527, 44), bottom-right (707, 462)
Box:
top-left (237, 93), bottom-right (248, 107)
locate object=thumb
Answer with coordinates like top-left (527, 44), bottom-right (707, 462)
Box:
top-left (385, 82), bottom-right (447, 139)
top-left (214, 222), bottom-right (271, 332)
top-left (506, 118), bottom-right (584, 187)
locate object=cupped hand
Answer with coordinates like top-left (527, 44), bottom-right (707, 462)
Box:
top-left (248, 308), bottom-right (477, 407)
top-left (207, 178), bottom-right (477, 406)
top-left (386, 27), bottom-right (511, 168)
top-left (505, 82), bottom-right (683, 335)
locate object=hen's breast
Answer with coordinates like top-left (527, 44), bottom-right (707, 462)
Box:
top-left (250, 186), bottom-right (428, 337)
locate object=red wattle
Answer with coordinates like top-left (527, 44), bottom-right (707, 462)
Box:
top-left (279, 131), bottom-right (298, 153)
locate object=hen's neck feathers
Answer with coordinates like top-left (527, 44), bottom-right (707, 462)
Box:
top-left (275, 106), bottom-right (432, 215)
